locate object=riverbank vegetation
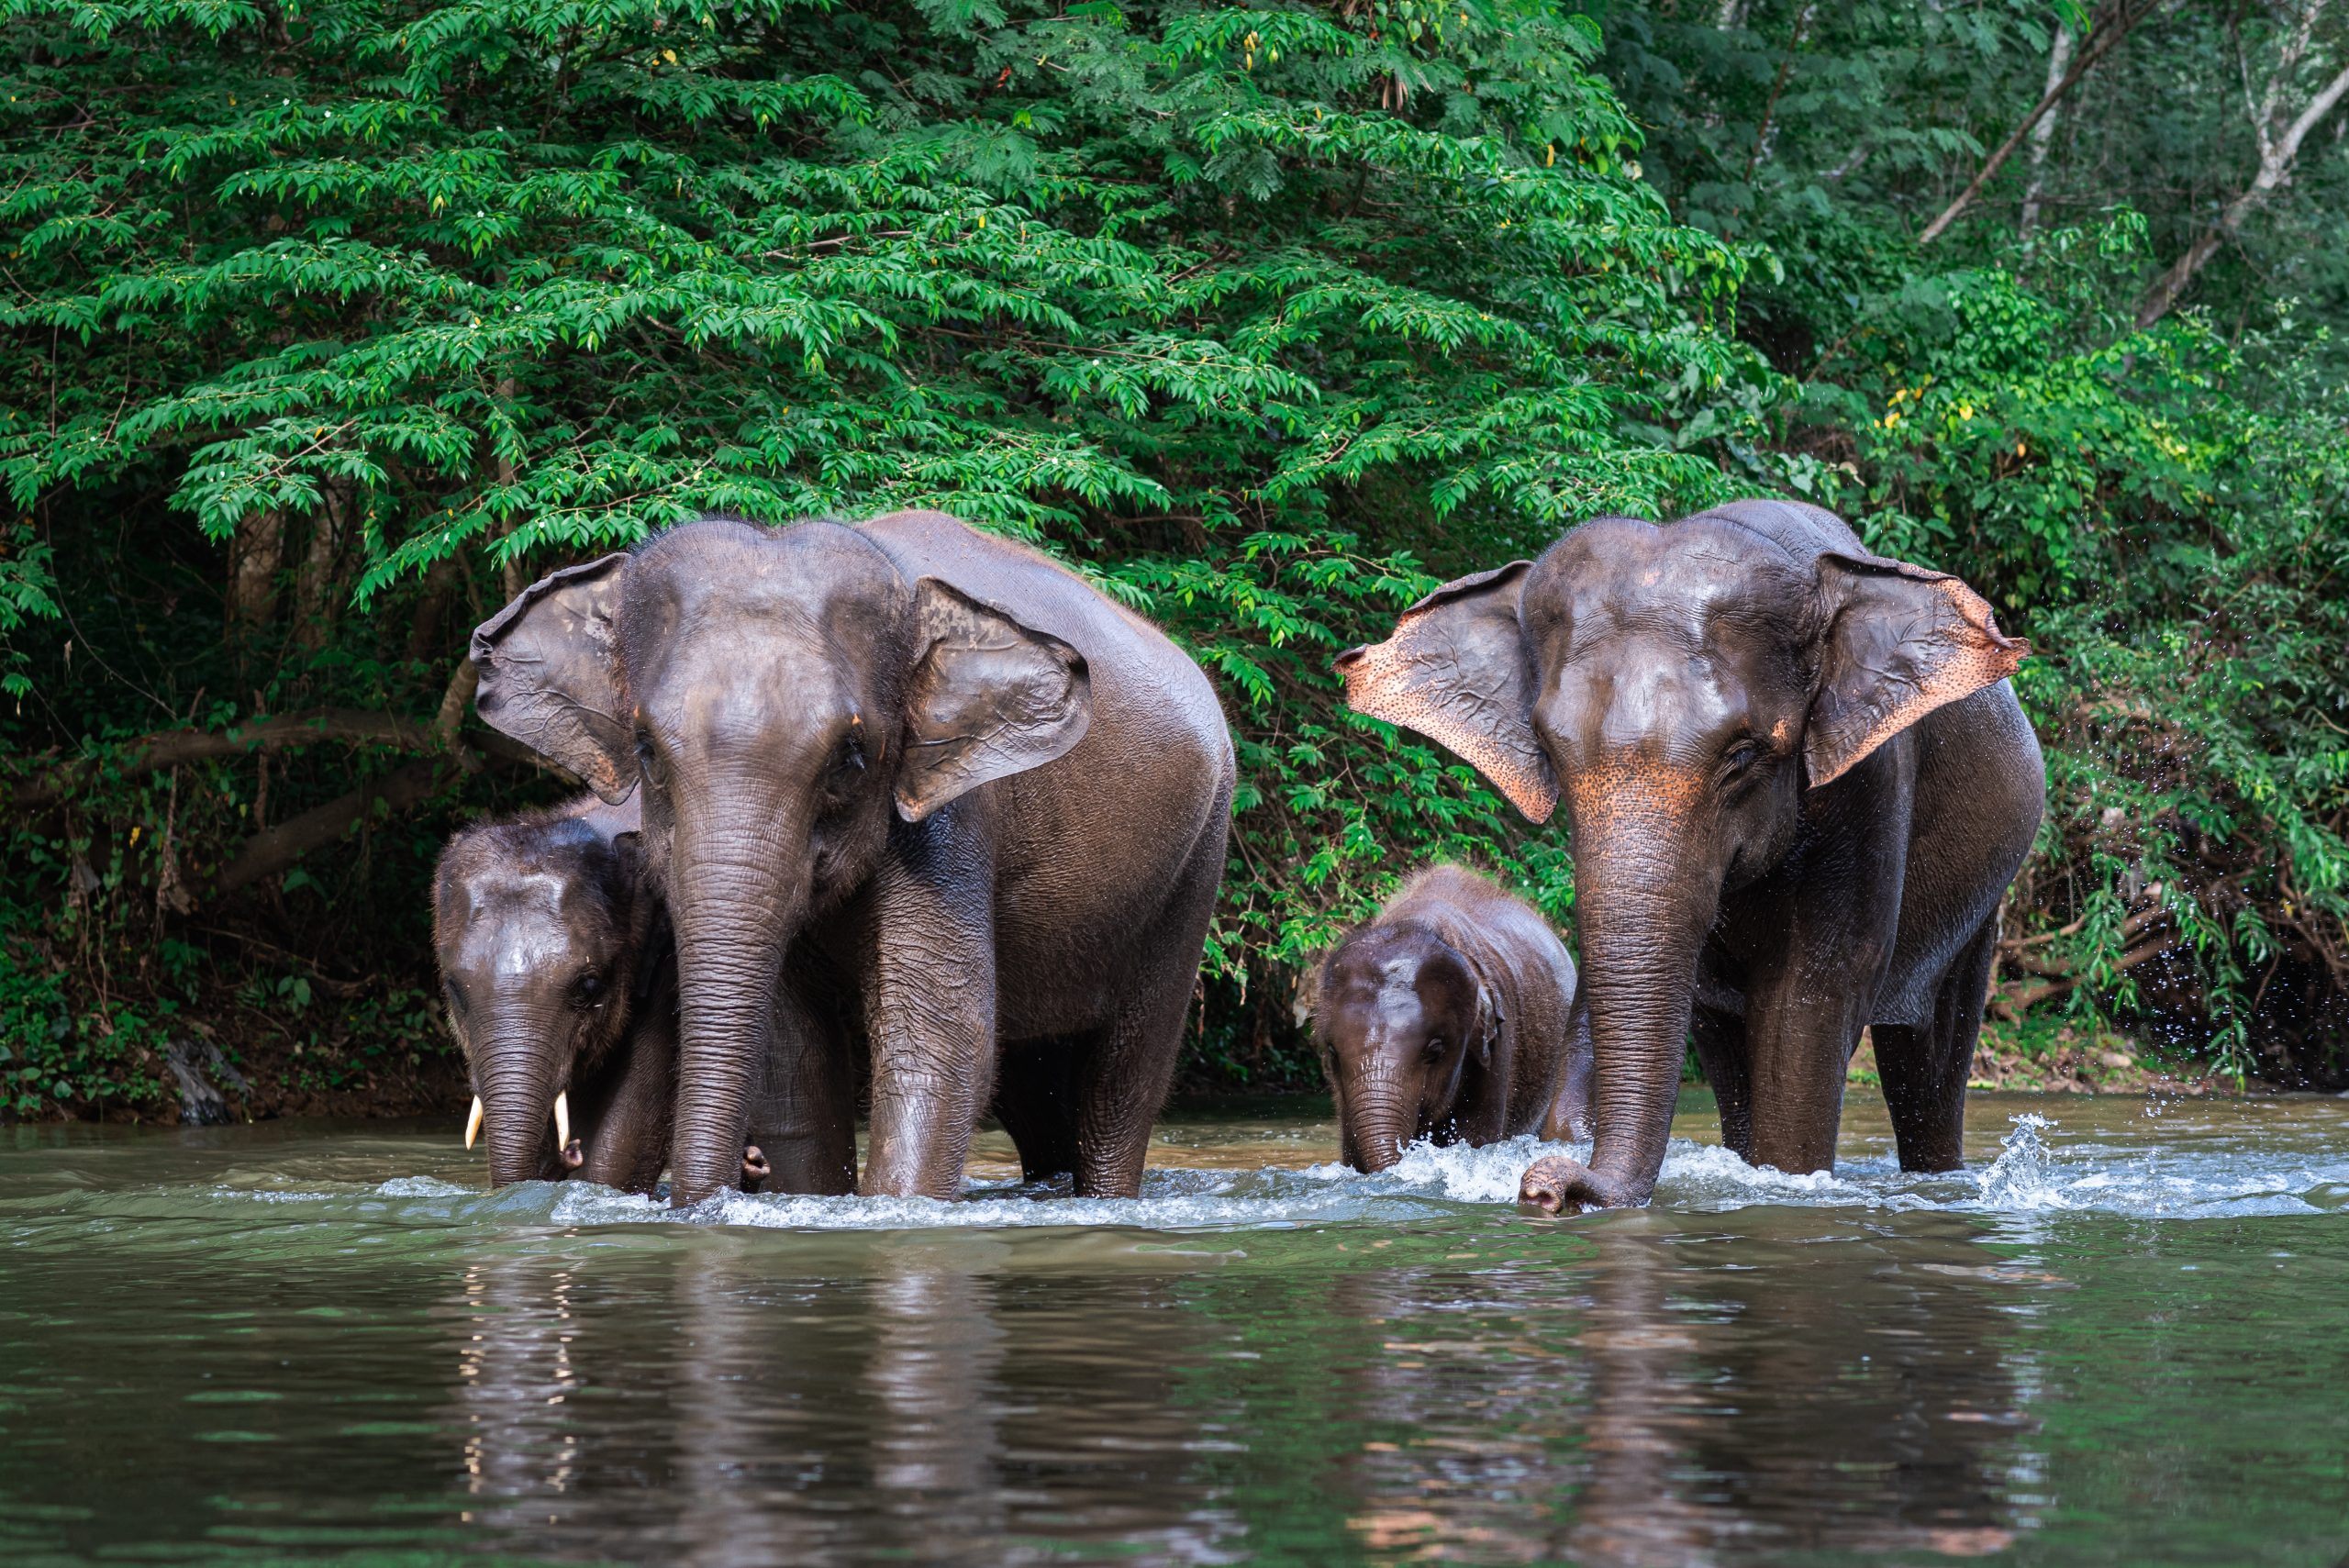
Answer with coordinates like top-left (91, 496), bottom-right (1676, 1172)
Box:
top-left (2, 0), bottom-right (2343, 1118)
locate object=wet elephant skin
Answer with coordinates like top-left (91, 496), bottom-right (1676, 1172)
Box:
top-left (1316, 862), bottom-right (1589, 1170)
top-left (433, 791), bottom-right (678, 1192)
top-left (473, 511), bottom-right (1236, 1205)
top-left (1340, 498), bottom-right (2045, 1212)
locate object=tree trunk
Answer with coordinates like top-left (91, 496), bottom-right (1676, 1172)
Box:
top-left (2019, 25), bottom-right (2076, 238)
top-left (406, 555), bottom-right (462, 663)
top-left (292, 482), bottom-right (351, 652)
top-left (225, 511), bottom-right (285, 640)
top-left (2136, 58), bottom-right (2349, 327)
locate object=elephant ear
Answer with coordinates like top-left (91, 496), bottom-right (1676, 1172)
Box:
top-left (1453, 944), bottom-right (1504, 1069)
top-left (896, 578), bottom-right (1092, 824)
top-left (472, 553), bottom-right (637, 804)
top-left (1807, 550), bottom-right (2030, 789)
top-left (1335, 562), bottom-right (1557, 824)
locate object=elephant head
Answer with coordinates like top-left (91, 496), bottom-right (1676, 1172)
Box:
top-left (433, 795), bottom-right (650, 1186)
top-left (471, 517), bottom-right (1092, 1205)
top-left (1317, 922), bottom-right (1497, 1171)
top-left (1338, 500), bottom-right (2025, 1212)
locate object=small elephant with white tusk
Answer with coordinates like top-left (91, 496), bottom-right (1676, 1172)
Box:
top-left (1316, 864), bottom-right (1588, 1173)
top-left (436, 792), bottom-right (681, 1192)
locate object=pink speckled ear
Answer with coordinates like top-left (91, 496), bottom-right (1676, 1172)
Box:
top-left (1806, 551), bottom-right (2030, 789)
top-left (1336, 562), bottom-right (1558, 824)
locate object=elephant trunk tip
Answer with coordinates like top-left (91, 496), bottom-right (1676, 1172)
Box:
top-left (668, 1152), bottom-right (741, 1208)
top-left (1341, 1127), bottom-right (1409, 1174)
top-left (1518, 1154), bottom-right (1643, 1217)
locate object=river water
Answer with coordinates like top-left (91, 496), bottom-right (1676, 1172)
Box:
top-left (4, 1090), bottom-right (2347, 1567)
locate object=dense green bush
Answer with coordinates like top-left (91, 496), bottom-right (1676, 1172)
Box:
top-left (1780, 226), bottom-right (2348, 1078)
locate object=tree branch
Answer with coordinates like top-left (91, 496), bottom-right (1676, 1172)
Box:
top-left (206, 758), bottom-right (460, 897)
top-left (1742, 4), bottom-right (1816, 185)
top-left (2136, 55), bottom-right (2349, 326)
top-left (1993, 925), bottom-right (2180, 1018)
top-left (1919, 0), bottom-right (2161, 246)
top-left (5, 708), bottom-right (437, 813)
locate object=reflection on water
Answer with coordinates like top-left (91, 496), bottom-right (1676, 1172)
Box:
top-left (2, 1093), bottom-right (2348, 1565)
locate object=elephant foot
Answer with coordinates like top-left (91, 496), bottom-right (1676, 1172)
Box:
top-left (1517, 1155), bottom-right (1646, 1217)
top-left (740, 1146), bottom-right (772, 1193)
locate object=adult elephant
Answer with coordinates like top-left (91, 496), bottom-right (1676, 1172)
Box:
top-left (1339, 499), bottom-right (2043, 1213)
top-left (473, 511), bottom-right (1234, 1205)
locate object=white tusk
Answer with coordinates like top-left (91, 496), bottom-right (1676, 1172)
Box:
top-left (465, 1095), bottom-right (484, 1151)
top-left (553, 1091), bottom-right (571, 1150)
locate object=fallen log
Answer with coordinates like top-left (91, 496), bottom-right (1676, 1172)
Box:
top-left (5, 708), bottom-right (436, 813)
top-left (207, 757), bottom-right (462, 896)
top-left (1993, 929), bottom-right (2179, 1019)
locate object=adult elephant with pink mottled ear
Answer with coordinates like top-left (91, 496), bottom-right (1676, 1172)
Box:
top-left (1338, 499), bottom-right (2044, 1216)
top-left (472, 511), bottom-right (1235, 1207)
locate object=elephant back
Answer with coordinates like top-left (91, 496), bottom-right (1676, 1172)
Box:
top-left (857, 508), bottom-right (1233, 780)
top-left (1679, 497), bottom-right (1870, 566)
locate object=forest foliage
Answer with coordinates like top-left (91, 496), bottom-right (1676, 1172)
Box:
top-left (1, 0), bottom-right (2343, 1117)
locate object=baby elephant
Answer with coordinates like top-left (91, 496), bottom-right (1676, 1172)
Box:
top-left (1318, 864), bottom-right (1588, 1172)
top-left (434, 793), bottom-right (683, 1193)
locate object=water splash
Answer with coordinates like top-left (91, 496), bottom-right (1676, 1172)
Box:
top-left (13, 1106), bottom-right (2349, 1236)
top-left (1975, 1113), bottom-right (2064, 1209)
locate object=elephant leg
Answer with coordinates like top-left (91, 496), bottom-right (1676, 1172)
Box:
top-left (1069, 822), bottom-right (1222, 1199)
top-left (859, 815), bottom-right (1000, 1201)
top-left (1732, 806), bottom-right (1904, 1177)
top-left (573, 996), bottom-right (678, 1195)
top-left (752, 964), bottom-right (858, 1195)
top-left (1070, 990), bottom-right (1184, 1200)
top-left (1876, 917), bottom-right (1997, 1173)
top-left (1688, 1005), bottom-right (1753, 1162)
top-left (1741, 996), bottom-right (1863, 1176)
top-left (1539, 991), bottom-right (1597, 1142)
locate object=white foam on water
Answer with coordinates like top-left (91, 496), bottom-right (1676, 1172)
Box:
top-left (1301, 1132), bottom-right (1567, 1204)
top-left (375, 1175), bottom-right (473, 1198)
top-left (77, 1110), bottom-right (2346, 1234)
top-left (499, 1111), bottom-right (2349, 1230)
top-left (544, 1162), bottom-right (1468, 1233)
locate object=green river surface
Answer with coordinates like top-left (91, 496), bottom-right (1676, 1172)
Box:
top-left (4, 1090), bottom-right (2348, 1567)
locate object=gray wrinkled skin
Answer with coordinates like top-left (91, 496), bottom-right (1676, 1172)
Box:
top-left (1317, 863), bottom-right (1587, 1173)
top-left (473, 512), bottom-right (1235, 1205)
top-left (1341, 499), bottom-right (2043, 1215)
top-left (433, 793), bottom-right (676, 1192)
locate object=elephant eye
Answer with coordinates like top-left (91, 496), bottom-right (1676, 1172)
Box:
top-left (573, 971), bottom-right (605, 1008)
top-left (826, 733), bottom-right (866, 791)
top-left (445, 980), bottom-right (469, 1018)
top-left (1421, 1035), bottom-right (1446, 1063)
top-left (1723, 740), bottom-right (1765, 776)
top-left (634, 732), bottom-right (665, 786)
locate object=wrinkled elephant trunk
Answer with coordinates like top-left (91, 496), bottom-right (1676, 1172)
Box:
top-left (478, 1022), bottom-right (561, 1188)
top-left (667, 811), bottom-right (810, 1207)
top-left (1520, 815), bottom-right (1709, 1216)
top-left (1341, 1090), bottom-right (1417, 1173)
